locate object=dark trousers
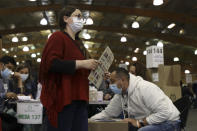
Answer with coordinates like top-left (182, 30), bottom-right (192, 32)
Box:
top-left (46, 101), bottom-right (88, 131)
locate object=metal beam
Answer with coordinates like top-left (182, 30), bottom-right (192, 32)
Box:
top-left (0, 25), bottom-right (58, 35)
top-left (1, 4), bottom-right (197, 25)
top-left (0, 4), bottom-right (61, 15)
top-left (85, 25), bottom-right (197, 47)
top-left (1, 25), bottom-right (197, 48)
top-left (3, 39), bottom-right (47, 48)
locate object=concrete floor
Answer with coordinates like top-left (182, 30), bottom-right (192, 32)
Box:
top-left (185, 109), bottom-right (197, 131)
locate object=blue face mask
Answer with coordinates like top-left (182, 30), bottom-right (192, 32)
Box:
top-left (109, 84), bottom-right (122, 94)
top-left (1, 68), bottom-right (12, 80)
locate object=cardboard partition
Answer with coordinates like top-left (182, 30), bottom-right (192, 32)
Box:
top-left (88, 121), bottom-right (128, 131)
top-left (146, 64), bottom-right (181, 87)
top-left (161, 86), bottom-right (182, 102)
top-left (146, 64), bottom-right (182, 102)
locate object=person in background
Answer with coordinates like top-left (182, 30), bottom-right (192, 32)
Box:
top-left (25, 60), bottom-right (39, 84)
top-left (9, 64), bottom-right (37, 99)
top-left (98, 79), bottom-right (114, 100)
top-left (91, 68), bottom-right (180, 131)
top-left (39, 6), bottom-right (99, 131)
top-left (0, 56), bottom-right (17, 111)
top-left (129, 62), bottom-right (146, 80)
top-left (192, 80), bottom-right (197, 108)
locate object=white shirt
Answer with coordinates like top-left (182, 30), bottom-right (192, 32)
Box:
top-left (91, 73), bottom-right (180, 124)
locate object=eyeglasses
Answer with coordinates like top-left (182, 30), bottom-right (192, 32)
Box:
top-left (72, 14), bottom-right (87, 24)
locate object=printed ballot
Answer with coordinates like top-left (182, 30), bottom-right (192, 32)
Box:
top-left (88, 46), bottom-right (114, 88)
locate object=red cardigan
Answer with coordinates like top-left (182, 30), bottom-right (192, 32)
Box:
top-left (40, 31), bottom-right (89, 127)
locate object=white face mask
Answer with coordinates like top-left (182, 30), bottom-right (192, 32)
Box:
top-left (69, 17), bottom-right (84, 33)
top-left (20, 74), bottom-right (29, 82)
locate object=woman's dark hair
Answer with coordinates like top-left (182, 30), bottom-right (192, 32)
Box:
top-left (130, 62), bottom-right (146, 80)
top-left (16, 64), bottom-right (32, 82)
top-left (58, 6), bottom-right (77, 31)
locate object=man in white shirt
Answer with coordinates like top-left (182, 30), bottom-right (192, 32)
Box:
top-left (91, 68), bottom-right (180, 131)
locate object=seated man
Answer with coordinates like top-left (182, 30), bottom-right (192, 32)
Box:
top-left (91, 68), bottom-right (180, 131)
top-left (0, 56), bottom-right (17, 111)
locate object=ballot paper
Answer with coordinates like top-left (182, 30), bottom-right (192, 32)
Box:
top-left (17, 96), bottom-right (31, 101)
top-left (88, 46), bottom-right (114, 88)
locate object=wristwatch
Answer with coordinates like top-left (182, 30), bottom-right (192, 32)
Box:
top-left (139, 119), bottom-right (145, 127)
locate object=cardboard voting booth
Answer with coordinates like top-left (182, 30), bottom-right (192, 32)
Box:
top-left (17, 101), bottom-right (43, 124)
top-left (146, 65), bottom-right (182, 102)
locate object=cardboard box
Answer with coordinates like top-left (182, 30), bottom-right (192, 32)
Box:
top-left (161, 86), bottom-right (182, 102)
top-left (146, 65), bottom-right (181, 87)
top-left (88, 120), bottom-right (128, 131)
top-left (146, 64), bottom-right (182, 101)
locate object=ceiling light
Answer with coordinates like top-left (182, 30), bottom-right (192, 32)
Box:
top-left (37, 58), bottom-right (41, 63)
top-left (161, 30), bottom-right (166, 33)
top-left (134, 48), bottom-right (139, 53)
top-left (10, 48), bottom-right (14, 52)
top-left (16, 62), bottom-right (19, 65)
top-left (173, 57), bottom-right (179, 62)
top-left (123, 24), bottom-right (128, 28)
top-left (132, 21), bottom-right (140, 28)
top-left (40, 18), bottom-right (48, 25)
top-left (12, 36), bottom-right (18, 42)
top-left (10, 24), bottom-right (15, 29)
top-left (157, 41), bottom-right (163, 47)
top-left (120, 36), bottom-right (127, 42)
top-left (29, 0), bottom-right (36, 1)
top-left (153, 0), bottom-right (164, 6)
top-left (5, 51), bottom-right (9, 54)
top-left (48, 11), bottom-right (53, 15)
top-left (83, 33), bottom-right (91, 40)
top-left (126, 56), bottom-right (130, 59)
top-left (22, 37), bottom-right (28, 42)
top-left (195, 50), bottom-right (197, 55)
top-left (179, 29), bottom-right (185, 35)
top-left (37, 53), bottom-right (40, 55)
top-left (143, 50), bottom-right (147, 55)
top-left (145, 41), bottom-right (150, 46)
top-left (14, 55), bottom-right (17, 58)
top-left (31, 53), bottom-right (36, 58)
top-left (120, 60), bottom-right (124, 63)
top-left (132, 57), bottom-right (137, 61)
top-left (23, 46), bottom-right (29, 52)
top-left (167, 23), bottom-right (176, 29)
top-left (84, 44), bottom-right (89, 49)
top-left (31, 46), bottom-right (35, 50)
top-left (2, 48), bottom-right (6, 52)
top-left (48, 33), bottom-right (52, 39)
top-left (185, 70), bottom-right (190, 74)
top-left (125, 61), bottom-right (130, 65)
top-left (85, 17), bottom-right (93, 25)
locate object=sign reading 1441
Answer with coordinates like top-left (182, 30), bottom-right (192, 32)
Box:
top-left (146, 45), bottom-right (164, 68)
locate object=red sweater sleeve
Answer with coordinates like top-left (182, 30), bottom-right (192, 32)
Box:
top-left (42, 32), bottom-right (66, 72)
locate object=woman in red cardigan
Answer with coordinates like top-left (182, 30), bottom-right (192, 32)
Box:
top-left (39, 6), bottom-right (99, 131)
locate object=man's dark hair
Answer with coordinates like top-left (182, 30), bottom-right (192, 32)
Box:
top-left (114, 67), bottom-right (130, 81)
top-left (0, 55), bottom-right (16, 66)
top-left (58, 6), bottom-right (77, 31)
